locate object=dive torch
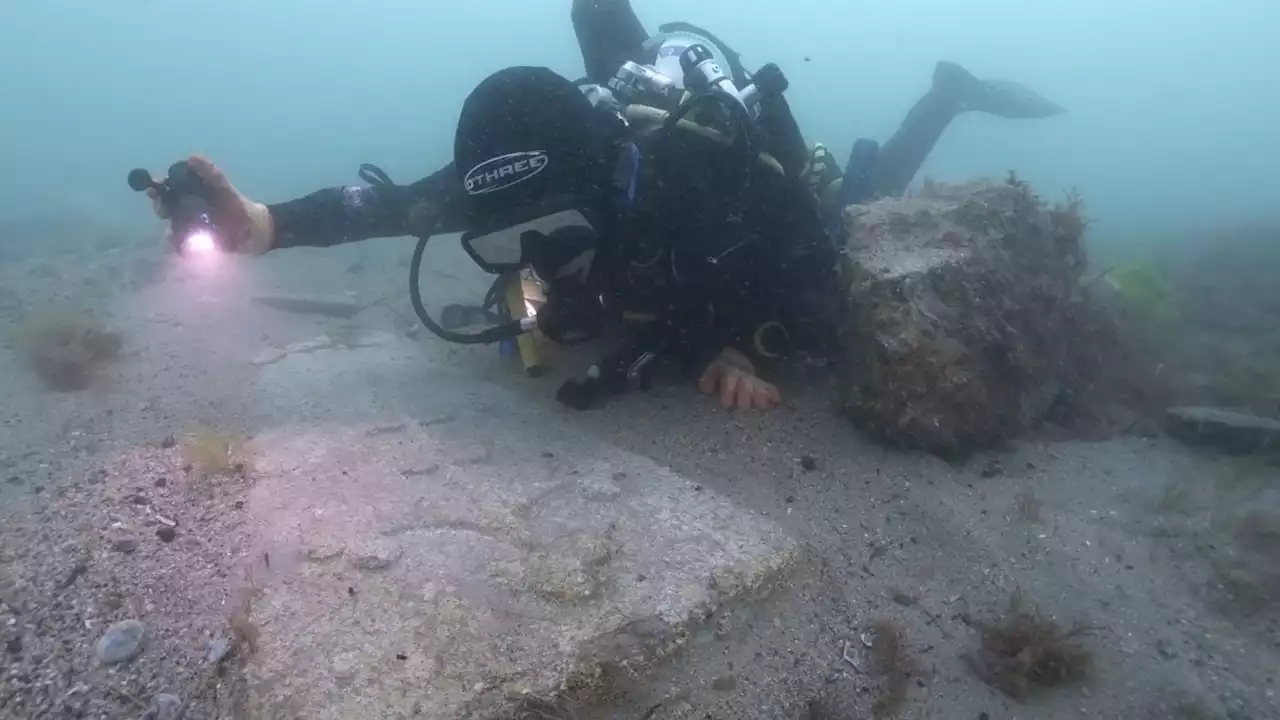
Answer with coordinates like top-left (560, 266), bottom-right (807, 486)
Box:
top-left (127, 161), bottom-right (226, 255)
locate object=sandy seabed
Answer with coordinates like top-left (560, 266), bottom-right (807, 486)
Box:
top-left (1, 230), bottom-right (1276, 720)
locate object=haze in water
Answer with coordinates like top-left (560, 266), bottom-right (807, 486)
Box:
top-left (3, 0), bottom-right (1278, 238)
top-left (0, 2), bottom-right (1277, 719)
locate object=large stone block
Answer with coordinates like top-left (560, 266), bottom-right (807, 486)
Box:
top-left (837, 177), bottom-right (1088, 456)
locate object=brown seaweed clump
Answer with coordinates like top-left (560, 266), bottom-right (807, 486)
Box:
top-left (15, 307), bottom-right (122, 391)
top-left (968, 593), bottom-right (1095, 699)
top-left (228, 596), bottom-right (260, 657)
top-left (182, 424), bottom-right (250, 479)
top-left (511, 693), bottom-right (582, 720)
top-left (808, 619), bottom-right (917, 720)
top-left (869, 618), bottom-right (916, 718)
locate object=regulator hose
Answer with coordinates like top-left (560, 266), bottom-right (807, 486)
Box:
top-left (354, 160), bottom-right (523, 346)
top-left (407, 231), bottom-right (525, 345)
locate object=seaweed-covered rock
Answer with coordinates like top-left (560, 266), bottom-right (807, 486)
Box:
top-left (836, 177), bottom-right (1089, 456)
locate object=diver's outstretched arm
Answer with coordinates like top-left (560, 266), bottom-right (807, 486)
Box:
top-left (871, 61), bottom-right (1066, 198)
top-left (269, 162), bottom-right (467, 250)
top-left (142, 156), bottom-right (466, 255)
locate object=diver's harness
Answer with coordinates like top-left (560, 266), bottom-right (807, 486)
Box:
top-left (404, 45), bottom-right (791, 410)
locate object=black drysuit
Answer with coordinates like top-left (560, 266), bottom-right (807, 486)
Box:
top-left (266, 3), bottom-right (842, 364)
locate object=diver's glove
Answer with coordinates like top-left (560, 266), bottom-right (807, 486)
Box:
top-left (146, 155), bottom-right (274, 255)
top-left (697, 347), bottom-right (782, 411)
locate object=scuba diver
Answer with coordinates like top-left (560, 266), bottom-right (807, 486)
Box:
top-left (138, 1), bottom-right (1064, 412)
top-left (144, 60), bottom-right (822, 411)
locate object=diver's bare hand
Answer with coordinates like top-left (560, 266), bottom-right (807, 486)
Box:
top-left (145, 155), bottom-right (275, 255)
top-left (697, 347), bottom-right (782, 411)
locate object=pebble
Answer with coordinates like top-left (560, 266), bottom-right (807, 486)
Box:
top-left (142, 692), bottom-right (181, 720)
top-left (332, 653), bottom-right (359, 680)
top-left (156, 527), bottom-right (176, 543)
top-left (351, 541), bottom-right (401, 571)
top-left (95, 619), bottom-right (146, 664)
top-left (58, 561), bottom-right (88, 589)
top-left (206, 635), bottom-right (231, 664)
top-left (711, 674), bottom-right (737, 691)
top-left (111, 537), bottom-right (140, 554)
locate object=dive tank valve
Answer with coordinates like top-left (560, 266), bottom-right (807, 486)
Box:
top-left (738, 63), bottom-right (789, 108)
top-left (608, 61), bottom-right (678, 105)
top-left (678, 44), bottom-right (789, 114)
top-left (583, 60), bottom-right (680, 126)
top-left (679, 43), bottom-right (740, 101)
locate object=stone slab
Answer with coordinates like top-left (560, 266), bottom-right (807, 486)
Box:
top-left (237, 337), bottom-right (796, 719)
top-left (250, 293), bottom-right (361, 318)
top-left (1166, 406), bottom-right (1280, 454)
